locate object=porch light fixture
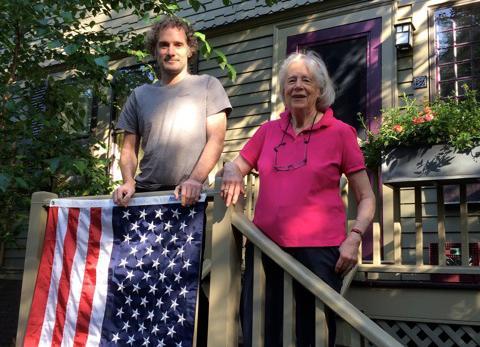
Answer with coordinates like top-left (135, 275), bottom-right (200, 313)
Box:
top-left (394, 21), bottom-right (415, 50)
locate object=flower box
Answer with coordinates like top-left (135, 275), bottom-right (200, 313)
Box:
top-left (381, 144), bottom-right (480, 187)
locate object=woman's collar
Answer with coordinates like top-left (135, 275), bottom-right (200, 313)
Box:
top-left (279, 107), bottom-right (334, 133)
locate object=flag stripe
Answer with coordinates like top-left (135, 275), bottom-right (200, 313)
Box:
top-left (39, 206), bottom-right (70, 345)
top-left (52, 208), bottom-right (80, 346)
top-left (24, 207), bottom-right (59, 347)
top-left (61, 209), bottom-right (91, 346)
top-left (74, 207), bottom-right (102, 345)
top-left (86, 206), bottom-right (113, 346)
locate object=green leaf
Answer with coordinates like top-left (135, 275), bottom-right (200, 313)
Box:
top-left (49, 157), bottom-right (61, 173)
top-left (64, 44), bottom-right (79, 55)
top-left (214, 49), bottom-right (228, 69)
top-left (127, 49), bottom-right (148, 60)
top-left (166, 3), bottom-right (180, 11)
top-left (188, 0), bottom-right (202, 12)
top-left (226, 64), bottom-right (237, 82)
top-left (60, 11), bottom-right (74, 23)
top-left (5, 100), bottom-right (16, 111)
top-left (47, 40), bottom-right (62, 49)
top-left (73, 160), bottom-right (87, 175)
top-left (141, 12), bottom-right (150, 23)
top-left (0, 173), bottom-right (11, 192)
top-left (94, 55), bottom-right (110, 68)
top-left (14, 177), bottom-right (29, 189)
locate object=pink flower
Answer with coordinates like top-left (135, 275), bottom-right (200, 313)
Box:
top-left (393, 124), bottom-right (403, 133)
top-left (412, 116), bottom-right (425, 124)
top-left (424, 113), bottom-right (434, 122)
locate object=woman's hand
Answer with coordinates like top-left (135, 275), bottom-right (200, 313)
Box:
top-left (335, 232), bottom-right (362, 276)
top-left (219, 156), bottom-right (253, 206)
top-left (221, 161), bottom-right (245, 206)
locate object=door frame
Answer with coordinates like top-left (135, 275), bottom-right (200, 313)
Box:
top-left (271, 3), bottom-right (396, 132)
top-left (285, 18), bottom-right (382, 132)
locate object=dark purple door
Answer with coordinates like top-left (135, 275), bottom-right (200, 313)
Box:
top-left (287, 18), bottom-right (382, 134)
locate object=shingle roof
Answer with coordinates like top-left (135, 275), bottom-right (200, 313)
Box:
top-left (177, 0), bottom-right (319, 30)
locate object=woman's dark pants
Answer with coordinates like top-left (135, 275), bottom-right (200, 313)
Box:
top-left (241, 243), bottom-right (342, 347)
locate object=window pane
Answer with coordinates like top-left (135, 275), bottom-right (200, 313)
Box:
top-left (455, 28), bottom-right (470, 44)
top-left (457, 62), bottom-right (472, 78)
top-left (439, 81), bottom-right (456, 97)
top-left (438, 47), bottom-right (454, 63)
top-left (439, 64), bottom-right (455, 81)
top-left (435, 8), bottom-right (454, 32)
top-left (472, 26), bottom-right (480, 42)
top-left (473, 59), bottom-right (480, 75)
top-left (437, 31), bottom-right (453, 48)
top-left (454, 9), bottom-right (473, 27)
top-left (473, 43), bottom-right (480, 58)
top-left (456, 45), bottom-right (471, 61)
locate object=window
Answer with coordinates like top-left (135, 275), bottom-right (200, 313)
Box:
top-left (434, 3), bottom-right (480, 97)
top-left (111, 63), bottom-right (156, 124)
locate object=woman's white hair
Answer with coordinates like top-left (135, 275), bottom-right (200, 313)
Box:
top-left (279, 51), bottom-right (335, 112)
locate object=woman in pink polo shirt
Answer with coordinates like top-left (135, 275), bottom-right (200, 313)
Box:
top-left (220, 51), bottom-right (375, 346)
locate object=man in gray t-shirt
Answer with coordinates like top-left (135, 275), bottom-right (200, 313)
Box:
top-left (113, 17), bottom-right (231, 207)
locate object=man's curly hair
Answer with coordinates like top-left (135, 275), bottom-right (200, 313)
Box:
top-left (145, 16), bottom-right (198, 58)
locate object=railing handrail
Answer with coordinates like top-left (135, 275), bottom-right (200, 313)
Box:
top-left (231, 210), bottom-right (403, 347)
top-left (36, 187), bottom-right (220, 205)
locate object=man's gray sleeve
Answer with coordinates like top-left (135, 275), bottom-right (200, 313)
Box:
top-left (116, 89), bottom-right (139, 134)
top-left (206, 76), bottom-right (232, 117)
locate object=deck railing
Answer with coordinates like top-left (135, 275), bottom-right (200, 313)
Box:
top-left (16, 175), bottom-right (478, 346)
top-left (351, 177), bottom-right (480, 281)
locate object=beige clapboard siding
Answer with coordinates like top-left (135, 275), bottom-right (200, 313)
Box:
top-left (2, 231), bottom-right (27, 270)
top-left (228, 114), bottom-right (270, 129)
top-left (197, 27), bottom-right (274, 158)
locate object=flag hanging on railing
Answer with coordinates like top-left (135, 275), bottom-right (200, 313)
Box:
top-left (24, 195), bottom-right (206, 347)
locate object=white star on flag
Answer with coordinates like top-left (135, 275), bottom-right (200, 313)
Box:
top-left (125, 270), bottom-right (134, 281)
top-left (122, 210), bottom-right (131, 219)
top-left (127, 335), bottom-right (135, 345)
top-left (119, 258), bottom-right (128, 268)
top-left (123, 233), bottom-right (132, 244)
top-left (155, 208), bottom-right (164, 219)
top-left (164, 220), bottom-right (173, 231)
top-left (167, 326), bottom-right (176, 337)
top-left (183, 259), bottom-right (192, 270)
top-left (147, 220), bottom-right (156, 231)
top-left (112, 332), bottom-right (120, 343)
top-left (177, 313), bottom-right (186, 326)
top-left (139, 209), bottom-right (147, 219)
top-left (142, 270), bottom-right (152, 281)
top-left (139, 233), bottom-right (149, 243)
top-left (160, 311), bottom-right (169, 323)
top-left (188, 208), bottom-right (197, 218)
top-left (172, 209), bottom-right (181, 219)
top-left (130, 221), bottom-right (140, 232)
top-left (179, 286), bottom-right (188, 298)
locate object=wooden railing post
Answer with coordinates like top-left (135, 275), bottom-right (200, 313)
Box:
top-left (16, 191), bottom-right (57, 347)
top-left (207, 178), bottom-right (242, 347)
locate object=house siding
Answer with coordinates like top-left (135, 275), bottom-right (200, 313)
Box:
top-left (197, 26), bottom-right (274, 159)
top-left (4, 0), bottom-right (479, 274)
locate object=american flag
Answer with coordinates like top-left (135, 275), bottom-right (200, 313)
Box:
top-left (24, 195), bottom-right (206, 346)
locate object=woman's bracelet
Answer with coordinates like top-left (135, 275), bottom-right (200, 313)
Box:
top-left (350, 227), bottom-right (364, 239)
